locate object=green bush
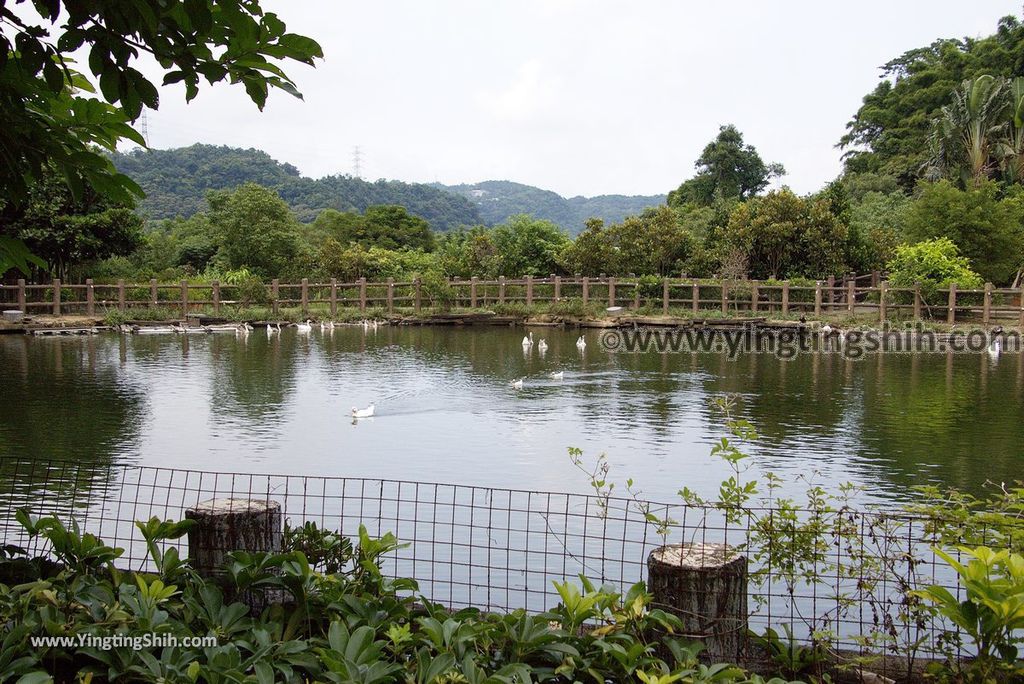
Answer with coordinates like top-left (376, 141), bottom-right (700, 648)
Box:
top-left (886, 238), bottom-right (983, 304)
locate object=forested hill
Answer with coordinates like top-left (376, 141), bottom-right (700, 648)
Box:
top-left (111, 145), bottom-right (483, 231)
top-left (436, 180), bottom-right (664, 235)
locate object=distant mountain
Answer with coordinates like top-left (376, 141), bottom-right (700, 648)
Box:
top-left (436, 180), bottom-right (665, 235)
top-left (111, 145), bottom-right (483, 231)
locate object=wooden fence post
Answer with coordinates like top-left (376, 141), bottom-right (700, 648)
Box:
top-left (553, 275), bottom-right (561, 303)
top-left (117, 279), bottom-right (125, 311)
top-left (720, 282), bottom-right (728, 314)
top-left (871, 270), bottom-right (880, 287)
top-left (633, 283), bottom-right (640, 310)
top-left (983, 282), bottom-right (993, 326)
top-left (608, 277), bottom-right (616, 307)
top-left (359, 277), bottom-right (367, 313)
top-left (847, 280), bottom-right (855, 314)
top-left (85, 278), bottom-right (95, 316)
top-left (750, 282), bottom-right (759, 314)
top-left (387, 278), bottom-right (395, 313)
top-left (300, 278), bottom-right (309, 315)
top-left (781, 282), bottom-right (790, 316)
top-left (826, 276), bottom-right (835, 311)
top-left (180, 280), bottom-right (189, 318)
top-left (692, 282), bottom-right (699, 313)
top-left (271, 279), bottom-right (280, 316)
top-left (878, 281), bottom-right (888, 323)
top-left (16, 278), bottom-right (25, 312)
top-left (414, 278), bottom-right (422, 313)
top-left (947, 283), bottom-right (957, 325)
top-left (582, 277), bottom-right (589, 306)
top-left (212, 280), bottom-right (221, 316)
top-left (470, 277), bottom-right (478, 308)
top-left (52, 278), bottom-right (61, 315)
top-left (1019, 285), bottom-right (1024, 328)
top-left (913, 282), bottom-right (922, 320)
top-left (330, 279), bottom-right (338, 316)
top-left (150, 278), bottom-right (158, 310)
top-left (662, 278), bottom-right (670, 315)
top-left (525, 275), bottom-right (534, 307)
top-left (498, 276), bottom-right (506, 305)
top-left (814, 281), bottom-right (822, 317)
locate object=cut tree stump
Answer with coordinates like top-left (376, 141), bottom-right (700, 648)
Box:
top-left (185, 498), bottom-right (282, 577)
top-left (647, 543), bottom-right (748, 663)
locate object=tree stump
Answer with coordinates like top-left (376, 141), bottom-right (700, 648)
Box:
top-left (647, 543), bottom-right (748, 663)
top-left (185, 498), bottom-right (282, 577)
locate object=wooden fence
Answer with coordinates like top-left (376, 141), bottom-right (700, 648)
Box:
top-left (2, 275), bottom-right (1023, 325)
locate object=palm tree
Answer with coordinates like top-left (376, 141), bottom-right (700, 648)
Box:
top-left (925, 74), bottom-right (1009, 185)
top-left (998, 77), bottom-right (1024, 183)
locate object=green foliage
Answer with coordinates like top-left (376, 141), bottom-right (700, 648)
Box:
top-left (914, 547), bottom-right (1024, 680)
top-left (886, 238), bottom-right (982, 303)
top-left (489, 214), bottom-right (570, 277)
top-left (902, 180), bottom-right (1024, 283)
top-left (669, 125), bottom-right (785, 207)
top-left (0, 511), bottom-right (790, 684)
top-left (1, 1), bottom-right (321, 209)
top-left (313, 205), bottom-right (435, 252)
top-left (208, 183), bottom-right (300, 278)
top-left (111, 145), bottom-right (482, 230)
top-left (440, 179), bottom-right (662, 235)
top-left (1, 167), bottom-right (144, 280)
top-left (840, 12), bottom-right (1024, 188)
top-left (0, 236), bottom-right (45, 278)
top-left (722, 190), bottom-right (846, 279)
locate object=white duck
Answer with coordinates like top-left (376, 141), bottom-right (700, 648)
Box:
top-left (352, 403), bottom-right (375, 418)
top-left (521, 331), bottom-right (534, 349)
top-left (576, 335), bottom-right (586, 350)
top-left (266, 322), bottom-right (280, 337)
top-left (537, 339), bottom-right (548, 353)
top-left (989, 335), bottom-right (1002, 359)
top-left (550, 371), bottom-right (564, 380)
top-left (296, 320), bottom-right (312, 333)
top-left (511, 378), bottom-right (524, 390)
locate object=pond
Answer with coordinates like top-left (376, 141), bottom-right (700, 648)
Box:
top-left (1, 324), bottom-right (1021, 509)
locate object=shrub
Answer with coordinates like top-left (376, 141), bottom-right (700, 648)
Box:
top-left (886, 238), bottom-right (983, 303)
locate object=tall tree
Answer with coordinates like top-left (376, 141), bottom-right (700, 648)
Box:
top-left (208, 183), bottom-right (299, 277)
top-left (668, 125), bottom-right (784, 207)
top-left (924, 75), bottom-right (1009, 184)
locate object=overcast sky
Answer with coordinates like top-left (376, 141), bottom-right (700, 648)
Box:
top-left (139, 1), bottom-right (1019, 198)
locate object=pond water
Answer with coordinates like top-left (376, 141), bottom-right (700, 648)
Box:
top-left (0, 325), bottom-right (1022, 506)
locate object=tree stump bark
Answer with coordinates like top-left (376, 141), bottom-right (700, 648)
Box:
top-left (185, 498), bottom-right (282, 577)
top-left (647, 543), bottom-right (748, 663)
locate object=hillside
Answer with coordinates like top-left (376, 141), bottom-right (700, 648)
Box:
top-left (111, 145), bottom-right (483, 231)
top-left (437, 180), bottom-right (664, 234)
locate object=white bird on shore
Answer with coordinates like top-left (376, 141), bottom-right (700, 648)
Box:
top-left (351, 403), bottom-right (375, 418)
top-left (296, 320), bottom-right (312, 333)
top-left (537, 339), bottom-right (548, 352)
top-left (576, 335), bottom-right (586, 350)
top-left (511, 378), bottom-right (524, 389)
top-left (550, 371), bottom-right (564, 380)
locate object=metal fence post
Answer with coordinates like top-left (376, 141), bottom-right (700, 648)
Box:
top-left (85, 278), bottom-right (95, 316)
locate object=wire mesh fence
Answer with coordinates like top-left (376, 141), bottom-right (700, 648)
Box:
top-left (0, 457), bottom-right (995, 670)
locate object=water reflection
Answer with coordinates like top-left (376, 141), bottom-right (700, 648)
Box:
top-left (0, 328), bottom-right (1022, 507)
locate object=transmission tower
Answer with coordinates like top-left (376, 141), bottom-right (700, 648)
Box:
top-left (137, 109), bottom-right (150, 147)
top-left (352, 145), bottom-right (362, 179)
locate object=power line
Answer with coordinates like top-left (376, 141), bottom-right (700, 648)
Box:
top-left (137, 109), bottom-right (150, 147)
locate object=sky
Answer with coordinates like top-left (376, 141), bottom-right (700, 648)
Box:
top-left (135, 0), bottom-right (1019, 198)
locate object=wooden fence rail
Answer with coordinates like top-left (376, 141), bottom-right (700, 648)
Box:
top-left (2, 276), bottom-right (1023, 325)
